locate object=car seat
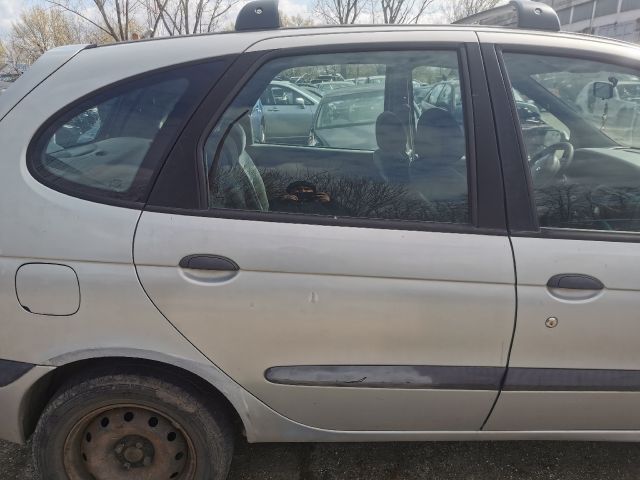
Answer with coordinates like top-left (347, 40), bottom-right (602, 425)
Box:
top-left (210, 123), bottom-right (269, 211)
top-left (373, 111), bottom-right (410, 184)
top-left (410, 107), bottom-right (467, 202)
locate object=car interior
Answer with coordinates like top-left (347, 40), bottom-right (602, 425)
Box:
top-left (206, 52), bottom-right (470, 224)
top-left (41, 78), bottom-right (188, 196)
top-left (503, 52), bottom-right (640, 231)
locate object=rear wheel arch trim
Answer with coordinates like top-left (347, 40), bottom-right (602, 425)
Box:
top-left (21, 352), bottom-right (248, 442)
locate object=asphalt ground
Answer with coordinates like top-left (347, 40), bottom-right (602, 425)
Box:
top-left (3, 439), bottom-right (640, 479)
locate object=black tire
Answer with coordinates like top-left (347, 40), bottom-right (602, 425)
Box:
top-left (32, 366), bottom-right (234, 480)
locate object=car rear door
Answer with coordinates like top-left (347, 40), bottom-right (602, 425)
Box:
top-left (262, 84), bottom-right (314, 143)
top-left (480, 32), bottom-right (640, 431)
top-left (134, 31), bottom-right (516, 432)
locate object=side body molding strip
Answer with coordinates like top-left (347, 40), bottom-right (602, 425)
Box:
top-left (266, 365), bottom-right (640, 392)
top-left (266, 365), bottom-right (505, 390)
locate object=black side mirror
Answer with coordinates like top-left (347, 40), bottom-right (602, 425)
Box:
top-left (593, 82), bottom-right (614, 100)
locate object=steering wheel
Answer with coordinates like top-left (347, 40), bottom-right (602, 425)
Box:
top-left (529, 142), bottom-right (574, 185)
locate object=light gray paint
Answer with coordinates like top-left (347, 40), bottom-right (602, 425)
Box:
top-left (489, 236), bottom-right (640, 429)
top-left (15, 263), bottom-right (80, 316)
top-left (134, 211), bottom-right (515, 431)
top-left (486, 391), bottom-right (640, 431)
top-left (0, 44), bottom-right (89, 123)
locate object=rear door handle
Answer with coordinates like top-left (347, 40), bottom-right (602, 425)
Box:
top-left (179, 255), bottom-right (239, 271)
top-left (547, 274), bottom-right (604, 290)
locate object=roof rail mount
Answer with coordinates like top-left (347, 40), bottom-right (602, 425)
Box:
top-left (510, 0), bottom-right (560, 32)
top-left (235, 0), bottom-right (281, 31)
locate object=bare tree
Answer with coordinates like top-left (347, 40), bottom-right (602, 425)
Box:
top-left (315, 0), bottom-right (364, 24)
top-left (8, 6), bottom-right (92, 65)
top-left (147, 0), bottom-right (240, 36)
top-left (442, 0), bottom-right (504, 23)
top-left (46, 0), bottom-right (143, 42)
top-left (378, 0), bottom-right (435, 24)
top-left (0, 41), bottom-right (7, 67)
top-left (281, 13), bottom-right (315, 27)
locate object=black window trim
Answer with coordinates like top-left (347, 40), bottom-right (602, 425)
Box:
top-left (147, 40), bottom-right (508, 236)
top-left (493, 42), bottom-right (640, 243)
top-left (26, 56), bottom-right (235, 210)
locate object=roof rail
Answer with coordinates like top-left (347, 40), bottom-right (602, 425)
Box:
top-left (235, 0), bottom-right (281, 32)
top-left (509, 0), bottom-right (560, 32)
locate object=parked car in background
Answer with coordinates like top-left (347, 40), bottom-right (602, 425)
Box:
top-left (315, 81), bottom-right (355, 93)
top-left (420, 80), bottom-right (464, 123)
top-left (349, 75), bottom-right (386, 86)
top-left (309, 86), bottom-right (384, 150)
top-left (575, 80), bottom-right (640, 143)
top-left (255, 80), bottom-right (320, 144)
top-left (413, 84), bottom-right (433, 105)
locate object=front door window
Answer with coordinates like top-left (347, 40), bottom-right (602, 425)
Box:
top-left (502, 52), bottom-right (640, 232)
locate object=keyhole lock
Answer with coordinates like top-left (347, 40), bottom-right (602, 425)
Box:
top-left (545, 317), bottom-right (559, 328)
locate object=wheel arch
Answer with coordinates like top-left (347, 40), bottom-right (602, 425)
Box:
top-left (21, 353), bottom-right (246, 441)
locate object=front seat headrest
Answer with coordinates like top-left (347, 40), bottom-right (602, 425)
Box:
top-left (228, 123), bottom-right (247, 152)
top-left (415, 108), bottom-right (465, 165)
top-left (376, 111), bottom-right (407, 154)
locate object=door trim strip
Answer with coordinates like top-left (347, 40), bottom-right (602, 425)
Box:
top-left (266, 365), bottom-right (640, 392)
top-left (503, 367), bottom-right (640, 391)
top-left (265, 365), bottom-right (505, 390)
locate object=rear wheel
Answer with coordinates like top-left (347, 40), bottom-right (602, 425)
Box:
top-left (32, 368), bottom-right (234, 480)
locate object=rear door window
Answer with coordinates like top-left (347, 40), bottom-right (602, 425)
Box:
top-left (203, 50), bottom-right (471, 224)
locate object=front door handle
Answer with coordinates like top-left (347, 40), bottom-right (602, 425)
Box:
top-left (547, 274), bottom-right (604, 290)
top-left (179, 255), bottom-right (239, 271)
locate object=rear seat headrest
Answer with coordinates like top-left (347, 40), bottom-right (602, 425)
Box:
top-left (376, 111), bottom-right (407, 154)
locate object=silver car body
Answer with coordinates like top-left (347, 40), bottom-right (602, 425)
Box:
top-left (260, 80), bottom-right (319, 144)
top-left (3, 25), bottom-right (640, 446)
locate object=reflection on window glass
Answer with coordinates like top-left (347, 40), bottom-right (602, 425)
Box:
top-left (572, 1), bottom-right (594, 22)
top-left (204, 51), bottom-right (470, 224)
top-left (316, 88), bottom-right (383, 129)
top-left (503, 52), bottom-right (640, 232)
top-left (557, 8), bottom-right (571, 24)
top-left (595, 0), bottom-right (618, 17)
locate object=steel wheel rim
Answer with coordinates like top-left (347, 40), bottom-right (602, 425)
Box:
top-left (63, 403), bottom-right (197, 480)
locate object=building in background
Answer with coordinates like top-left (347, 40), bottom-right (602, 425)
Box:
top-left (458, 0), bottom-right (640, 43)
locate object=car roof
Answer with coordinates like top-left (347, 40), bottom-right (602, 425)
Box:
top-left (319, 85), bottom-right (384, 101)
top-left (270, 80), bottom-right (317, 93)
top-left (92, 23), bottom-right (640, 57)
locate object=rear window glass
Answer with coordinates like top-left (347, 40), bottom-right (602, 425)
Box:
top-left (29, 62), bottom-right (224, 204)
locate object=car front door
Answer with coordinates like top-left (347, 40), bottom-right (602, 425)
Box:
top-left (134, 33), bottom-right (516, 432)
top-left (261, 84), bottom-right (315, 143)
top-left (480, 36), bottom-right (640, 431)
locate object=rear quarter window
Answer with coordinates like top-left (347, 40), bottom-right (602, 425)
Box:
top-left (28, 60), bottom-right (227, 205)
